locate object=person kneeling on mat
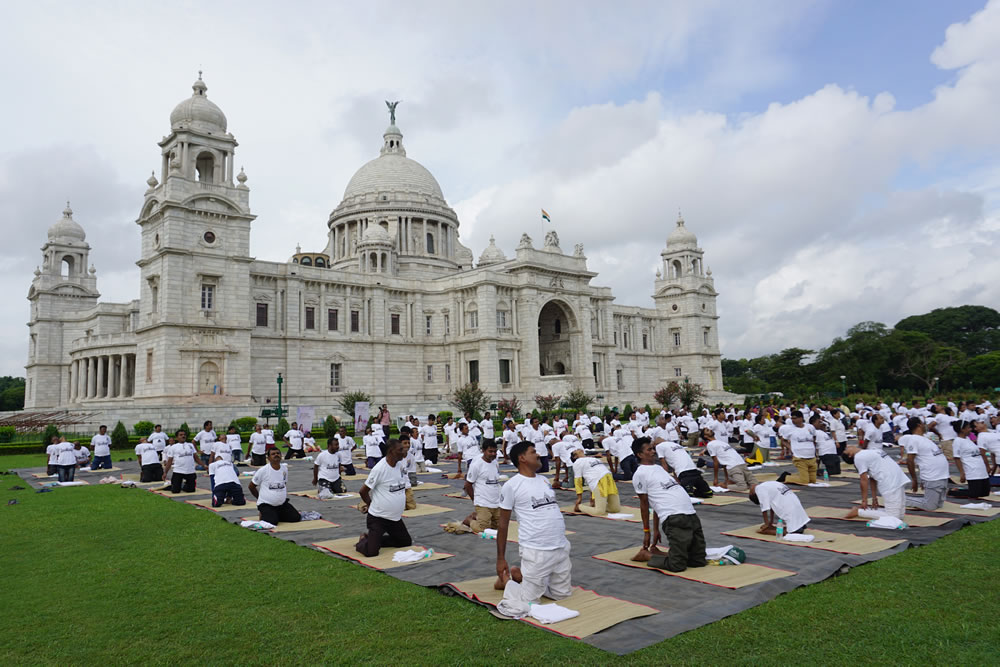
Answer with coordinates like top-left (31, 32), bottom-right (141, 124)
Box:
top-left (570, 449), bottom-right (621, 516)
top-left (135, 437), bottom-right (163, 483)
top-left (842, 444), bottom-right (910, 522)
top-left (632, 439), bottom-right (707, 573)
top-left (356, 439), bottom-right (412, 557)
top-left (164, 430), bottom-right (198, 493)
top-left (655, 439), bottom-right (713, 498)
top-left (210, 458), bottom-right (246, 507)
top-left (749, 481), bottom-right (810, 535)
top-left (249, 448), bottom-right (300, 525)
top-left (313, 439), bottom-right (346, 498)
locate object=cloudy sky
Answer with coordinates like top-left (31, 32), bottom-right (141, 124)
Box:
top-left (2, 0), bottom-right (999, 376)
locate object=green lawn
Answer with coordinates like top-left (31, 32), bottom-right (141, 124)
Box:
top-left (1, 476), bottom-right (996, 665)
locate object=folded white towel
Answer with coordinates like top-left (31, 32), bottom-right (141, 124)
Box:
top-left (762, 461), bottom-right (783, 467)
top-left (57, 481), bottom-right (87, 486)
top-left (867, 516), bottom-right (905, 529)
top-left (807, 482), bottom-right (831, 487)
top-left (709, 486), bottom-right (729, 493)
top-left (782, 533), bottom-right (815, 542)
top-left (690, 497), bottom-right (703, 504)
top-left (528, 603), bottom-right (579, 624)
top-left (605, 512), bottom-right (635, 520)
top-left (392, 549), bottom-right (430, 563)
top-left (961, 502), bottom-right (992, 510)
top-left (239, 520), bottom-right (275, 530)
top-left (426, 467), bottom-right (443, 473)
top-left (705, 545), bottom-right (735, 560)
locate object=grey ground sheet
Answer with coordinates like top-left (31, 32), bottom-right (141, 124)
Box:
top-left (18, 451), bottom-right (999, 655)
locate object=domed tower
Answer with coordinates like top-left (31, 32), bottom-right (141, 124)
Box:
top-left (356, 219), bottom-right (397, 274)
top-left (653, 212), bottom-right (723, 391)
top-left (25, 203), bottom-right (100, 408)
top-left (325, 103), bottom-right (472, 277)
top-left (132, 73), bottom-right (255, 402)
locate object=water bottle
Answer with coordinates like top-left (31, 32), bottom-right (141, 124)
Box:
top-left (422, 548), bottom-right (435, 559)
top-left (776, 518), bottom-right (785, 538)
top-left (823, 468), bottom-right (829, 482)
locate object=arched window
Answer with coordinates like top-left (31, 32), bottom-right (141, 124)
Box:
top-left (381, 253), bottom-right (388, 272)
top-left (60, 255), bottom-right (74, 278)
top-left (370, 252), bottom-right (378, 271)
top-left (301, 257), bottom-right (312, 266)
top-left (426, 232), bottom-right (435, 254)
top-left (195, 152), bottom-right (215, 183)
top-left (554, 318), bottom-right (561, 335)
top-left (671, 260), bottom-right (682, 279)
top-left (315, 258), bottom-right (325, 267)
top-left (199, 361), bottom-right (220, 394)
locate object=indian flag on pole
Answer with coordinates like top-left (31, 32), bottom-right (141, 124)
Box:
top-left (541, 208), bottom-right (551, 222)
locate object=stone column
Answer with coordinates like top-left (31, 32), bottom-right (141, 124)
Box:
top-left (95, 356), bottom-right (104, 398)
top-left (118, 354), bottom-right (127, 398)
top-left (89, 357), bottom-right (97, 398)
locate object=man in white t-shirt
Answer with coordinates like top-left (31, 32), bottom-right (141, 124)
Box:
top-left (495, 442), bottom-right (571, 619)
top-left (135, 437), bottom-right (163, 483)
top-left (226, 426), bottom-right (244, 462)
top-left (928, 409), bottom-right (958, 460)
top-left (72, 442), bottom-right (91, 469)
top-left (210, 458), bottom-right (246, 507)
top-left (456, 423), bottom-right (478, 476)
top-left (570, 450), bottom-right (621, 516)
top-left (356, 439), bottom-right (412, 557)
top-left (149, 425), bottom-right (168, 461)
top-left (46, 436), bottom-right (60, 476)
top-left (283, 422), bottom-right (305, 460)
top-left (336, 427), bottom-right (357, 476)
top-left (421, 414), bottom-right (439, 465)
top-left (705, 429), bottom-right (757, 492)
top-left (776, 411), bottom-right (818, 485)
top-left (632, 439), bottom-right (706, 572)
top-left (363, 426), bottom-right (384, 469)
top-left (843, 444), bottom-right (910, 521)
top-left (193, 421), bottom-right (217, 469)
top-left (901, 418), bottom-right (950, 512)
top-left (501, 422), bottom-right (519, 460)
top-left (480, 412), bottom-right (495, 447)
top-left (249, 448), bottom-right (301, 525)
top-left (163, 430), bottom-right (199, 493)
top-left (248, 425), bottom-right (268, 466)
top-left (54, 438), bottom-right (78, 482)
top-left (656, 439), bottom-right (713, 498)
top-left (90, 425), bottom-right (113, 470)
top-left (313, 439), bottom-right (346, 497)
top-left (462, 440), bottom-right (502, 532)
top-left (749, 481), bottom-right (810, 535)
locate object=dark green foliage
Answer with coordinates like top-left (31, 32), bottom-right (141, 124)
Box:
top-left (177, 423), bottom-right (190, 438)
top-left (133, 421), bottom-right (154, 437)
top-left (111, 422), bottom-right (129, 449)
top-left (277, 417), bottom-right (290, 437)
top-left (42, 424), bottom-right (60, 443)
top-left (234, 416), bottom-right (258, 432)
top-left (0, 426), bottom-right (15, 443)
top-left (323, 415), bottom-right (339, 440)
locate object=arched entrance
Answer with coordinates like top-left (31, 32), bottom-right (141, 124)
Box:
top-left (199, 361), bottom-right (220, 394)
top-left (537, 300), bottom-right (575, 376)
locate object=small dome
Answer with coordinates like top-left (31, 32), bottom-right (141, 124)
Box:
top-left (169, 73), bottom-right (228, 135)
top-left (667, 212), bottom-right (697, 248)
top-left (360, 223), bottom-right (393, 245)
top-left (477, 236), bottom-right (507, 266)
top-left (48, 202), bottom-right (86, 241)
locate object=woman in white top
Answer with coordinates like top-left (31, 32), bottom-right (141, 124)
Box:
top-left (948, 421), bottom-right (990, 499)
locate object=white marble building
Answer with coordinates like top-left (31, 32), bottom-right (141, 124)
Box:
top-left (24, 75), bottom-right (729, 424)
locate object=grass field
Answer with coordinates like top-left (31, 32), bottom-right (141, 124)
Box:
top-left (2, 474), bottom-right (996, 665)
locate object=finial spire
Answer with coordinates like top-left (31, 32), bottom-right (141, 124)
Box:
top-left (63, 201), bottom-right (73, 217)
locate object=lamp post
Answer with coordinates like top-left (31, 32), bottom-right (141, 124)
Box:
top-left (840, 375), bottom-right (846, 398)
top-left (933, 376), bottom-right (939, 396)
top-left (277, 372), bottom-right (284, 419)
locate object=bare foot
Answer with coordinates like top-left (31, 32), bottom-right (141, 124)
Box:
top-left (650, 545), bottom-right (667, 555)
top-left (509, 566), bottom-right (523, 583)
top-left (631, 547), bottom-right (652, 562)
top-left (494, 574), bottom-right (509, 590)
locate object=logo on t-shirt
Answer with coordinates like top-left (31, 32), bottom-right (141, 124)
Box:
top-left (267, 482), bottom-right (285, 490)
top-left (484, 478), bottom-right (500, 485)
top-left (658, 479), bottom-right (678, 491)
top-left (530, 494), bottom-right (557, 510)
top-left (777, 484), bottom-right (791, 495)
top-left (388, 482), bottom-right (407, 493)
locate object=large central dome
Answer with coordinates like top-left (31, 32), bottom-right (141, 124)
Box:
top-left (338, 122), bottom-right (447, 206)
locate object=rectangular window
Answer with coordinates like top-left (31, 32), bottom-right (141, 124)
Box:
top-left (146, 350), bottom-right (153, 382)
top-left (614, 331), bottom-right (618, 345)
top-left (351, 310), bottom-right (360, 333)
top-left (444, 314), bottom-right (450, 334)
top-left (593, 361), bottom-right (598, 381)
top-left (674, 367), bottom-right (683, 377)
top-left (642, 333), bottom-right (648, 350)
top-left (151, 285), bottom-right (158, 313)
top-left (200, 284), bottom-right (215, 310)
top-left (328, 308), bottom-right (338, 331)
top-left (499, 359), bottom-right (511, 384)
top-left (445, 363), bottom-right (451, 382)
top-left (305, 306), bottom-right (315, 330)
top-left (468, 360), bottom-right (479, 383)
top-left (616, 368), bottom-right (624, 390)
top-left (704, 329), bottom-right (709, 346)
top-left (496, 310), bottom-right (508, 329)
top-left (330, 363), bottom-right (342, 391)
top-left (467, 311), bottom-right (478, 330)
top-left (673, 332), bottom-right (681, 346)
top-left (623, 331), bottom-right (629, 349)
top-left (256, 303), bottom-right (268, 327)
top-left (425, 315), bottom-right (432, 335)
top-left (426, 364), bottom-right (433, 382)
top-left (391, 313), bottom-right (400, 335)
top-left (426, 232), bottom-right (435, 254)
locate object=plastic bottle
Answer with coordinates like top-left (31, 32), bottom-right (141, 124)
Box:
top-left (823, 468), bottom-right (829, 482)
top-left (776, 518), bottom-right (785, 538)
top-left (422, 548), bottom-right (435, 559)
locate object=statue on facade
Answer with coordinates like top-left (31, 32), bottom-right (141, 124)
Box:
top-left (385, 100), bottom-right (400, 125)
top-left (543, 229), bottom-right (561, 251)
top-left (573, 243), bottom-right (585, 257)
top-left (518, 233), bottom-right (533, 249)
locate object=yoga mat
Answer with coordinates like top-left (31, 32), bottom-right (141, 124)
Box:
top-left (242, 518), bottom-right (340, 532)
top-left (411, 482), bottom-right (449, 491)
top-left (342, 473), bottom-right (368, 481)
top-left (805, 506), bottom-right (951, 527)
top-left (312, 537), bottom-right (453, 570)
top-left (850, 498), bottom-right (1000, 517)
top-left (560, 505), bottom-right (643, 522)
top-left (152, 487), bottom-right (211, 497)
top-left (30, 473), bottom-right (58, 479)
top-left (438, 520), bottom-right (573, 543)
top-left (832, 471), bottom-right (861, 479)
top-left (77, 466), bottom-right (124, 473)
top-left (592, 547), bottom-right (797, 589)
top-left (186, 498), bottom-right (246, 512)
top-left (698, 495), bottom-right (749, 507)
top-left (403, 504), bottom-right (455, 518)
top-left (721, 525), bottom-right (905, 555)
top-left (443, 492), bottom-right (470, 500)
top-left (290, 490), bottom-right (359, 500)
top-left (445, 577), bottom-right (658, 639)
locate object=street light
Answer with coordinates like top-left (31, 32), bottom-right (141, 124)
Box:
top-left (276, 370), bottom-right (284, 420)
top-left (933, 376), bottom-right (939, 396)
top-left (840, 375), bottom-right (846, 397)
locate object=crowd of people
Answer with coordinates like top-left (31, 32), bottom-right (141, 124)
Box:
top-left (41, 396), bottom-right (999, 618)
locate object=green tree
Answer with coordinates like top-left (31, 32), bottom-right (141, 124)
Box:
top-left (0, 385), bottom-right (25, 411)
top-left (564, 386), bottom-right (593, 413)
top-left (277, 417), bottom-right (290, 437)
top-left (177, 423), bottom-right (190, 438)
top-left (947, 351), bottom-right (1000, 389)
top-left (896, 305), bottom-right (1000, 356)
top-left (133, 421), bottom-right (154, 437)
top-left (323, 415), bottom-right (339, 440)
top-left (885, 330), bottom-right (965, 392)
top-left (678, 377), bottom-right (706, 410)
top-left (496, 396), bottom-right (522, 418)
top-left (532, 394), bottom-right (561, 412)
top-left (111, 421), bottom-right (129, 449)
top-left (43, 424), bottom-right (60, 443)
top-left (451, 383), bottom-right (490, 417)
top-left (337, 390), bottom-right (373, 420)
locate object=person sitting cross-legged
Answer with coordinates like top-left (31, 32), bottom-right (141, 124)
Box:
top-left (210, 458), bottom-right (247, 508)
top-left (462, 440), bottom-right (501, 533)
